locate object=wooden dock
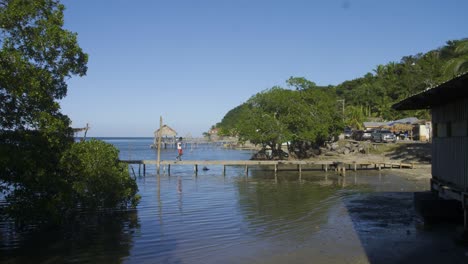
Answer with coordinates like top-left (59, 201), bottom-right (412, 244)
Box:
top-left (121, 159), bottom-right (415, 177)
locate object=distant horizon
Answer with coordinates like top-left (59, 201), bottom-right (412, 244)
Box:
top-left (60, 0), bottom-right (468, 137)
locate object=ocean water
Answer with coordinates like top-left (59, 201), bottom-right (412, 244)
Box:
top-left (0, 137), bottom-right (431, 263)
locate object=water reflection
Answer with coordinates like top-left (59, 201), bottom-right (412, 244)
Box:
top-left (236, 170), bottom-right (345, 242)
top-left (0, 210), bottom-right (140, 263)
top-left (1, 139), bottom-right (434, 263)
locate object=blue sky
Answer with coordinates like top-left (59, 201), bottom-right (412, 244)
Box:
top-left (60, 0), bottom-right (468, 137)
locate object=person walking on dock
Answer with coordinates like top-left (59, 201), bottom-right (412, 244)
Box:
top-left (176, 137), bottom-right (183, 161)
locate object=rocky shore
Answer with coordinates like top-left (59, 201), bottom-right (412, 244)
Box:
top-left (314, 140), bottom-right (433, 179)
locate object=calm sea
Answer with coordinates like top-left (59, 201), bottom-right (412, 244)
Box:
top-left (0, 137), bottom-right (431, 263)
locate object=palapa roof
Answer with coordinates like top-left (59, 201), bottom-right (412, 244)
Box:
top-left (154, 125), bottom-right (177, 137)
top-left (392, 72), bottom-right (468, 110)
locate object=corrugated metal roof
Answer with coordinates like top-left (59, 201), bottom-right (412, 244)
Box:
top-left (388, 117), bottom-right (419, 125)
top-left (363, 122), bottom-right (388, 128)
top-left (364, 117), bottom-right (421, 128)
top-left (392, 72), bottom-right (468, 110)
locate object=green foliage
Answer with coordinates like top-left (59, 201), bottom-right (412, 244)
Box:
top-left (441, 39), bottom-right (468, 77)
top-left (0, 1), bottom-right (139, 226)
top-left (219, 84), bottom-right (343, 158)
top-left (0, 129), bottom-right (73, 223)
top-left (0, 0), bottom-right (88, 131)
top-left (345, 105), bottom-right (366, 130)
top-left (217, 103), bottom-right (249, 136)
top-left (286, 76), bottom-right (317, 90)
top-left (335, 38), bottom-right (468, 123)
top-left (217, 38), bottom-right (468, 159)
top-left (60, 139), bottom-right (140, 210)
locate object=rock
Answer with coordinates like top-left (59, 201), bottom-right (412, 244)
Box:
top-left (331, 143), bottom-right (339, 151)
top-left (343, 148), bottom-right (350, 155)
top-left (312, 148), bottom-right (321, 156)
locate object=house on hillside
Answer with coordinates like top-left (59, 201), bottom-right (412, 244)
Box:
top-left (152, 125), bottom-right (178, 148)
top-left (392, 72), bottom-right (468, 228)
top-left (207, 127), bottom-right (220, 141)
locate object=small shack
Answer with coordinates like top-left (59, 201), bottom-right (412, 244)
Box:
top-left (153, 125), bottom-right (178, 148)
top-left (393, 72), bottom-right (468, 227)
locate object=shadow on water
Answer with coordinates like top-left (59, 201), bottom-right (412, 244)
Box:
top-left (238, 168), bottom-right (468, 263)
top-left (0, 210), bottom-right (140, 263)
top-left (342, 180), bottom-right (468, 263)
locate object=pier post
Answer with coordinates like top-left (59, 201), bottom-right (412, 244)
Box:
top-left (194, 164), bottom-right (198, 176)
top-left (353, 162), bottom-right (357, 172)
top-left (143, 164), bottom-right (146, 176)
top-left (138, 164), bottom-right (141, 176)
top-left (223, 165), bottom-right (226, 176)
top-left (245, 165), bottom-right (249, 176)
top-left (299, 164), bottom-right (302, 181)
top-left (325, 164), bottom-right (328, 172)
top-left (168, 164), bottom-right (171, 176)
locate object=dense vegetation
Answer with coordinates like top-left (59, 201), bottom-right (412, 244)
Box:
top-left (0, 0), bottom-right (139, 225)
top-left (217, 38), bottom-right (468, 158)
top-left (335, 38), bottom-right (468, 125)
top-left (219, 78), bottom-right (343, 159)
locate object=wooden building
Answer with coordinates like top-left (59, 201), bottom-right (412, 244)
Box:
top-left (393, 72), bottom-right (468, 226)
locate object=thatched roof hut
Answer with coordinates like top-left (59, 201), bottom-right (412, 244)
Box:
top-left (154, 125), bottom-right (177, 137)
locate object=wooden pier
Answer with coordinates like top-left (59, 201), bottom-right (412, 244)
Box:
top-left (121, 159), bottom-right (415, 177)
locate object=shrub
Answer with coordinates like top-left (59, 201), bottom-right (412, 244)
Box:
top-left (60, 139), bottom-right (140, 210)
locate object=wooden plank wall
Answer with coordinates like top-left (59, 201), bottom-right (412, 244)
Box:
top-left (432, 97), bottom-right (468, 191)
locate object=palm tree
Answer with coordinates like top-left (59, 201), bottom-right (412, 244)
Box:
top-left (442, 39), bottom-right (468, 78)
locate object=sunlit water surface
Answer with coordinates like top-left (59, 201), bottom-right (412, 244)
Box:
top-left (0, 138), bottom-right (430, 263)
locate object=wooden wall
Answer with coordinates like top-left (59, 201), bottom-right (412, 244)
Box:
top-left (432, 97), bottom-right (468, 191)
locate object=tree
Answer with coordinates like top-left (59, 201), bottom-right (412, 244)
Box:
top-left (0, 0), bottom-right (87, 131)
top-left (236, 87), bottom-right (291, 155)
top-left (345, 105), bottom-right (366, 130)
top-left (0, 0), bottom-right (139, 225)
top-left (230, 84), bottom-right (342, 159)
top-left (286, 76), bottom-right (317, 91)
top-left (217, 103), bottom-right (249, 136)
top-left (441, 39), bottom-right (468, 78)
